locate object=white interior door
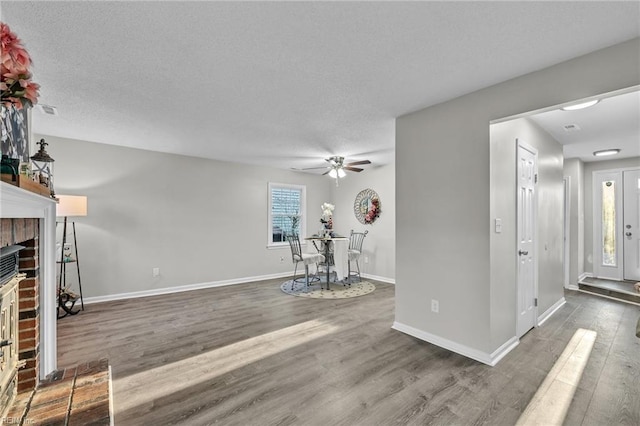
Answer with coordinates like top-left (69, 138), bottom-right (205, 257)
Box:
top-left (517, 141), bottom-right (537, 338)
top-left (623, 169), bottom-right (640, 281)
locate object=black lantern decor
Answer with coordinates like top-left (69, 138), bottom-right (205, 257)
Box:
top-left (30, 138), bottom-right (55, 197)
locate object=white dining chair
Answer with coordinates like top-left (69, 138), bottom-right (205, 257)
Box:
top-left (347, 230), bottom-right (368, 284)
top-left (286, 234), bottom-right (324, 290)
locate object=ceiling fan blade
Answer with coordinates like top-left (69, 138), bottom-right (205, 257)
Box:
top-left (322, 170), bottom-right (331, 175)
top-left (298, 166), bottom-right (331, 170)
top-left (345, 160), bottom-right (371, 166)
top-left (344, 167), bottom-right (364, 172)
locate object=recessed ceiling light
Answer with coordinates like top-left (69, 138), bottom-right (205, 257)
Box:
top-left (561, 100), bottom-right (599, 111)
top-left (593, 149), bottom-right (620, 157)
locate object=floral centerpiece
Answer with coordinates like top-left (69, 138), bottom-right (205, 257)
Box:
top-left (320, 202), bottom-right (334, 231)
top-left (364, 197), bottom-right (380, 224)
top-left (1, 22), bottom-right (40, 108)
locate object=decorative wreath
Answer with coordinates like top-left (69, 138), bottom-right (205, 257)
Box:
top-left (354, 188), bottom-right (381, 225)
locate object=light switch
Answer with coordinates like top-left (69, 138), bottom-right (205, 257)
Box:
top-left (495, 218), bottom-right (502, 233)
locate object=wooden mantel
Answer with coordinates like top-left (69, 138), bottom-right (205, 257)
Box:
top-left (0, 181), bottom-right (57, 379)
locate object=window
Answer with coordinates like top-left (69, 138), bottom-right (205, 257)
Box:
top-left (601, 180), bottom-right (616, 266)
top-left (268, 183), bottom-right (305, 247)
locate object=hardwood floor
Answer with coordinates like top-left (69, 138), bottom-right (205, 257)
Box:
top-left (56, 279), bottom-right (640, 425)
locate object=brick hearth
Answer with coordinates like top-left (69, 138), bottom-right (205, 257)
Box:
top-left (6, 359), bottom-right (112, 425)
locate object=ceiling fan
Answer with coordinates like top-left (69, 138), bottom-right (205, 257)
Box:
top-left (298, 156), bottom-right (371, 180)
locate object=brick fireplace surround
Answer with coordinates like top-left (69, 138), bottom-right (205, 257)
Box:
top-left (1, 219), bottom-right (40, 393)
top-left (0, 182), bottom-right (58, 410)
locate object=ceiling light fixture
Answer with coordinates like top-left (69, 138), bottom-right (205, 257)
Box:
top-left (328, 167), bottom-right (346, 179)
top-left (561, 100), bottom-right (599, 111)
top-left (593, 149), bottom-right (620, 157)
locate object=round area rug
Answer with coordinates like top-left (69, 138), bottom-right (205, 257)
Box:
top-left (280, 279), bottom-right (375, 299)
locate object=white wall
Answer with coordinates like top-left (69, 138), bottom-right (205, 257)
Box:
top-left (45, 135), bottom-right (333, 298)
top-left (331, 162), bottom-right (396, 283)
top-left (490, 117), bottom-right (564, 348)
top-left (583, 156), bottom-right (640, 275)
top-left (563, 158), bottom-right (585, 287)
top-left (45, 134), bottom-right (396, 299)
top-left (395, 38), bottom-right (639, 361)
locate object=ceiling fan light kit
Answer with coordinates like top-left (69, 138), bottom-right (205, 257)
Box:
top-left (328, 168), bottom-right (346, 179)
top-left (299, 156), bottom-right (372, 185)
top-left (295, 156), bottom-right (371, 186)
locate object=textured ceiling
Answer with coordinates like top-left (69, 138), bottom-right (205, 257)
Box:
top-left (2, 1), bottom-right (639, 171)
top-left (530, 90), bottom-right (640, 163)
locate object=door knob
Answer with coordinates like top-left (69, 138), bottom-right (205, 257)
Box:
top-left (626, 232), bottom-right (632, 237)
top-left (518, 250), bottom-right (528, 256)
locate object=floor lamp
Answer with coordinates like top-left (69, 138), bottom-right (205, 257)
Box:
top-left (56, 195), bottom-right (87, 317)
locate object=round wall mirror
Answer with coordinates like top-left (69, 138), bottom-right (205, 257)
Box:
top-left (354, 188), bottom-right (381, 225)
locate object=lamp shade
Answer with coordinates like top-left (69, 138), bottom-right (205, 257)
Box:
top-left (57, 195), bottom-right (87, 217)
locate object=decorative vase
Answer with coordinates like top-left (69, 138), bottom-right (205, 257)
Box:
top-left (1, 104), bottom-right (29, 163)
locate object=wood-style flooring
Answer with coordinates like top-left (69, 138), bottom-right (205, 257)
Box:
top-left (56, 279), bottom-right (640, 425)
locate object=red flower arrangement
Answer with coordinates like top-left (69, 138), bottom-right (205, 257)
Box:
top-left (364, 197), bottom-right (380, 224)
top-left (1, 22), bottom-right (40, 109)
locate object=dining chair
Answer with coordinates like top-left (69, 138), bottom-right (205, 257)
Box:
top-left (312, 239), bottom-right (336, 282)
top-left (347, 230), bottom-right (368, 284)
top-left (286, 234), bottom-right (325, 290)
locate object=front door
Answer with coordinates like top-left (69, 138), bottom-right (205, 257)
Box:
top-left (517, 141), bottom-right (537, 338)
top-left (623, 169), bottom-right (640, 281)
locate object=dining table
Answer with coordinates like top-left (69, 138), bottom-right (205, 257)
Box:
top-left (304, 234), bottom-right (349, 290)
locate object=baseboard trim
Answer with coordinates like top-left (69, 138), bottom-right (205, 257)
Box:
top-left (83, 272), bottom-right (292, 304)
top-left (490, 336), bottom-right (520, 366)
top-left (391, 321), bottom-right (518, 366)
top-left (537, 297), bottom-right (566, 327)
top-left (362, 273), bottom-right (395, 284)
top-left (567, 284), bottom-right (580, 291)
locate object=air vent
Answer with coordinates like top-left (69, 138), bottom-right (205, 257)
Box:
top-left (563, 124), bottom-right (581, 132)
top-left (38, 104), bottom-right (58, 116)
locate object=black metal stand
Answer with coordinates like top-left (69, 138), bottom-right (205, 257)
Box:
top-left (57, 218), bottom-right (84, 319)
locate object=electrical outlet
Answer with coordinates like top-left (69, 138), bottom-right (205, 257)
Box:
top-left (280, 256), bottom-right (285, 263)
top-left (431, 299), bottom-right (439, 313)
top-left (364, 256), bottom-right (369, 264)
top-left (152, 267), bottom-right (160, 277)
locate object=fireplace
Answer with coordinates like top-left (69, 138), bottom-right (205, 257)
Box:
top-left (0, 182), bottom-right (57, 413)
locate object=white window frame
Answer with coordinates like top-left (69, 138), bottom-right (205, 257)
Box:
top-left (267, 182), bottom-right (306, 249)
top-left (593, 170), bottom-right (623, 280)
